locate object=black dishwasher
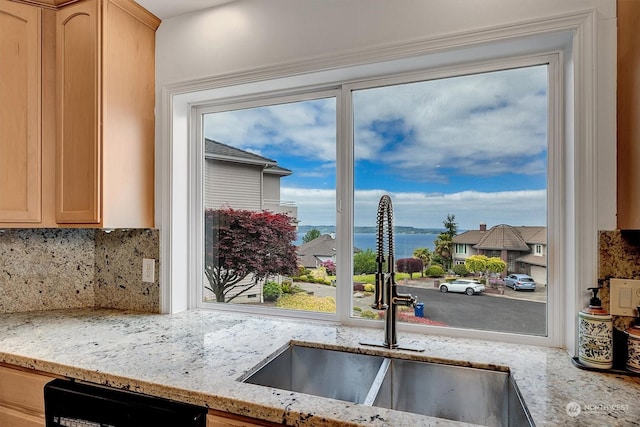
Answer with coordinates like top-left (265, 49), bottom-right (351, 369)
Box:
top-left (44, 378), bottom-right (207, 427)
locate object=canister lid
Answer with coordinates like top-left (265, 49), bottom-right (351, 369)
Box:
top-left (626, 325), bottom-right (640, 338)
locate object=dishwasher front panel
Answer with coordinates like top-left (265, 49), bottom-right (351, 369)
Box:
top-left (44, 379), bottom-right (207, 427)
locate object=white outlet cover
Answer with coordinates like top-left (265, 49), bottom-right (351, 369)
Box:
top-left (142, 258), bottom-right (155, 283)
top-left (610, 278), bottom-right (640, 317)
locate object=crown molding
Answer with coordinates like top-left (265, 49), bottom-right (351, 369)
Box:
top-left (10, 0), bottom-right (160, 28)
top-left (10, 0), bottom-right (77, 9)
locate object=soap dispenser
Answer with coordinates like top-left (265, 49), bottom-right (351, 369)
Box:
top-left (625, 306), bottom-right (640, 373)
top-left (578, 287), bottom-right (613, 369)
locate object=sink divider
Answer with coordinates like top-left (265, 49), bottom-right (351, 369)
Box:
top-left (362, 357), bottom-right (391, 406)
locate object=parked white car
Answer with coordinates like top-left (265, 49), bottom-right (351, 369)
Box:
top-left (439, 279), bottom-right (485, 296)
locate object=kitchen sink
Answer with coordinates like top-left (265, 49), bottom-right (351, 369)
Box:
top-left (242, 344), bottom-right (385, 404)
top-left (240, 343), bottom-right (534, 427)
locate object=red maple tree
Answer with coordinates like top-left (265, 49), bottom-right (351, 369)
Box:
top-left (204, 208), bottom-right (298, 302)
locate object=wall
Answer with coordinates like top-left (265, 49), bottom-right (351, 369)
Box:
top-left (155, 1), bottom-right (616, 234)
top-left (0, 229), bottom-right (159, 314)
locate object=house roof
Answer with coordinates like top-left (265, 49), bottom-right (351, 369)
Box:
top-left (296, 234), bottom-right (336, 268)
top-left (516, 253), bottom-right (547, 267)
top-left (454, 230), bottom-right (487, 244)
top-left (205, 139), bottom-right (292, 175)
top-left (516, 226), bottom-right (546, 244)
top-left (453, 225), bottom-right (546, 248)
top-left (474, 224), bottom-right (530, 251)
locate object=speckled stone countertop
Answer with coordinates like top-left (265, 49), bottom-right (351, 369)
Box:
top-left (0, 309), bottom-right (638, 426)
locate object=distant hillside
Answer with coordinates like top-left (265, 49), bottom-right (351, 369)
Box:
top-left (297, 225), bottom-right (445, 235)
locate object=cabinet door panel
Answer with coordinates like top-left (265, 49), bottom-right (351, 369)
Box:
top-left (0, 0), bottom-right (41, 222)
top-left (56, 0), bottom-right (100, 223)
top-left (0, 405), bottom-right (44, 427)
top-left (207, 413), bottom-right (275, 427)
top-left (618, 0), bottom-right (640, 229)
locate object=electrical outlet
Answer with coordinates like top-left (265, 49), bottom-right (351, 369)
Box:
top-left (610, 278), bottom-right (640, 316)
top-left (142, 258), bottom-right (155, 283)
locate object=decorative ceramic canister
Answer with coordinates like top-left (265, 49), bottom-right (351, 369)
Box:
top-left (578, 287), bottom-right (613, 369)
top-left (625, 306), bottom-right (640, 373)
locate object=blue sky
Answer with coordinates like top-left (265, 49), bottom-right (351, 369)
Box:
top-left (204, 65), bottom-right (548, 230)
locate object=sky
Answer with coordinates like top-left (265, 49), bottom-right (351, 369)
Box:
top-left (204, 65), bottom-right (548, 230)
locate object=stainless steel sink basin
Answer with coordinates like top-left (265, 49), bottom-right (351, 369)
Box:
top-left (241, 343), bottom-right (534, 426)
top-left (371, 358), bottom-right (532, 426)
top-left (242, 344), bottom-right (385, 404)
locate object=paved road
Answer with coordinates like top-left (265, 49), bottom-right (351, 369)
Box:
top-left (398, 285), bottom-right (547, 335)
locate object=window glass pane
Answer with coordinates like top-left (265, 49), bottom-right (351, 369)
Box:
top-left (352, 65), bottom-right (548, 335)
top-left (203, 97), bottom-right (337, 313)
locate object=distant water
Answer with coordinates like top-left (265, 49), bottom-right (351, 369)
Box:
top-left (296, 232), bottom-right (438, 259)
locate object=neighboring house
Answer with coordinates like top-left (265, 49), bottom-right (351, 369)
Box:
top-left (452, 223), bottom-right (547, 286)
top-left (204, 138), bottom-right (297, 219)
top-left (203, 139), bottom-right (298, 303)
top-left (297, 234), bottom-right (337, 269)
top-left (297, 234), bottom-right (361, 270)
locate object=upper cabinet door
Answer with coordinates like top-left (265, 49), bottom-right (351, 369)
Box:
top-left (618, 0), bottom-right (640, 229)
top-left (0, 1), bottom-right (41, 222)
top-left (55, 0), bottom-right (101, 224)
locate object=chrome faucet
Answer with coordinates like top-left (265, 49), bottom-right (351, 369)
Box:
top-left (361, 195), bottom-right (424, 352)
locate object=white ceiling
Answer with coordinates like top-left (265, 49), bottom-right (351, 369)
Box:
top-left (136, 0), bottom-right (237, 19)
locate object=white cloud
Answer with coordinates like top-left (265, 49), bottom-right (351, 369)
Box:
top-left (204, 98), bottom-right (337, 162)
top-left (353, 65), bottom-right (548, 180)
top-left (204, 65), bottom-right (547, 185)
top-left (282, 187), bottom-right (546, 229)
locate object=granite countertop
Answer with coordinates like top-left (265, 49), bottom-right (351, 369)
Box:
top-left (0, 309), bottom-right (638, 426)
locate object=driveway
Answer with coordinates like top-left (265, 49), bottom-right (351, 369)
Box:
top-left (296, 278), bottom-right (548, 335)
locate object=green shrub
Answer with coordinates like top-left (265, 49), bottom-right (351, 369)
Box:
top-left (281, 281), bottom-right (293, 294)
top-left (360, 310), bottom-right (379, 320)
top-left (353, 306), bottom-right (362, 312)
top-left (452, 264), bottom-right (468, 277)
top-left (263, 281), bottom-right (281, 301)
top-left (363, 283), bottom-right (375, 293)
top-left (425, 265), bottom-right (445, 277)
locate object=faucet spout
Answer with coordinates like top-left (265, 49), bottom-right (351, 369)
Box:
top-left (361, 195), bottom-right (424, 352)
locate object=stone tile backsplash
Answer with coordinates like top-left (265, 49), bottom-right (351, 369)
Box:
top-left (95, 229), bottom-right (159, 312)
top-left (0, 229), bottom-right (95, 313)
top-left (599, 230), bottom-right (640, 331)
top-left (0, 228), bottom-right (159, 314)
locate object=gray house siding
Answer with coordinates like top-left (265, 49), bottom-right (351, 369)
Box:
top-left (204, 160), bottom-right (262, 210)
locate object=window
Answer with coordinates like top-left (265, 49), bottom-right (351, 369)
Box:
top-left (197, 95), bottom-right (338, 315)
top-left (193, 59), bottom-right (551, 338)
top-left (162, 15), bottom-right (608, 350)
top-left (350, 64), bottom-right (548, 335)
top-left (535, 244), bottom-right (543, 255)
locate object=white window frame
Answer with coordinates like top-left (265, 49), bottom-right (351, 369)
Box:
top-left (193, 90), bottom-right (340, 321)
top-left (159, 11), bottom-right (603, 353)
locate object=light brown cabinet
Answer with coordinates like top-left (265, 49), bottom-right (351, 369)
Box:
top-left (0, 0), bottom-right (42, 224)
top-left (56, 0), bottom-right (158, 227)
top-left (617, 0), bottom-right (640, 229)
top-left (0, 364), bottom-right (55, 427)
top-left (0, 0), bottom-right (158, 229)
top-left (207, 411), bottom-right (280, 427)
